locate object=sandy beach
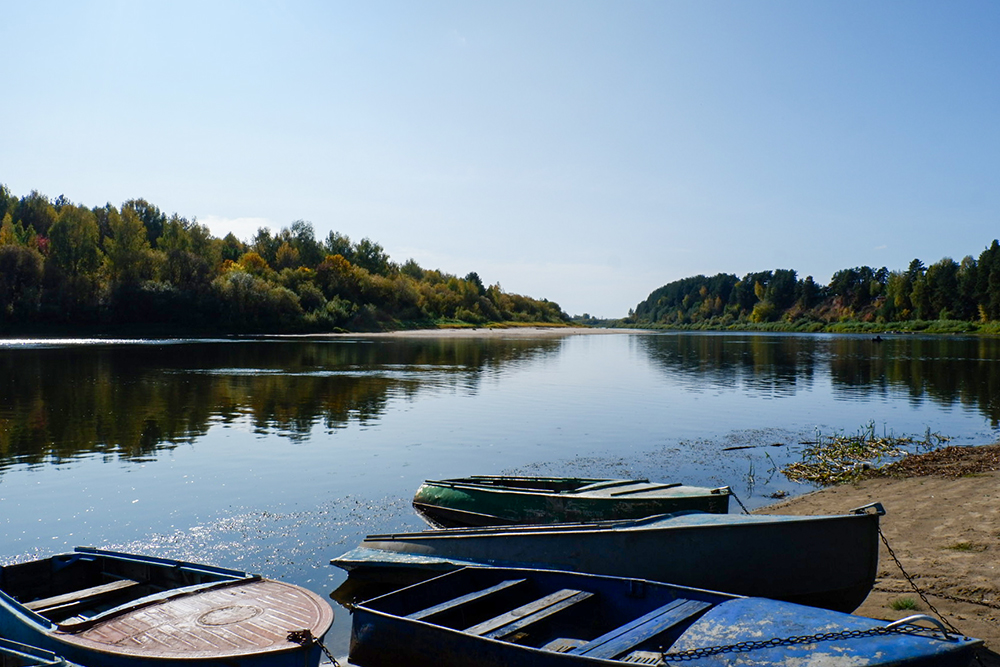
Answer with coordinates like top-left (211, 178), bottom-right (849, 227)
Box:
top-left (757, 444), bottom-right (1000, 659)
top-left (313, 326), bottom-right (639, 338)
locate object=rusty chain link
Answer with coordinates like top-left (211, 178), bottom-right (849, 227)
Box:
top-left (659, 624), bottom-right (943, 661)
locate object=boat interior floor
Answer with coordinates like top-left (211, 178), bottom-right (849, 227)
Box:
top-left (403, 579), bottom-right (712, 660)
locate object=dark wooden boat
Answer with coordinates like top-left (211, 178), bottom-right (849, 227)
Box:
top-left (412, 476), bottom-right (731, 528)
top-left (349, 566), bottom-right (982, 667)
top-left (333, 503), bottom-right (885, 612)
top-left (0, 547), bottom-right (334, 667)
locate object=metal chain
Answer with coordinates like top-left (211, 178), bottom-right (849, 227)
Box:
top-left (874, 586), bottom-right (1000, 611)
top-left (287, 629), bottom-right (341, 667)
top-left (877, 526), bottom-right (963, 635)
top-left (729, 489), bottom-right (751, 514)
top-left (659, 625), bottom-right (927, 661)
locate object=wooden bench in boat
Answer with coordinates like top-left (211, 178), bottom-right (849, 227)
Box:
top-left (408, 581), bottom-right (596, 643)
top-left (407, 579), bottom-right (528, 621)
top-left (568, 598), bottom-right (711, 659)
top-left (465, 589), bottom-right (594, 639)
top-left (23, 579), bottom-right (142, 615)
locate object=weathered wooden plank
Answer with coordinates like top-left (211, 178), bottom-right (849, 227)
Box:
top-left (24, 579), bottom-right (141, 613)
top-left (406, 579), bottom-right (526, 621)
top-left (484, 591), bottom-right (593, 640)
top-left (464, 589), bottom-right (589, 637)
top-left (573, 598), bottom-right (711, 659)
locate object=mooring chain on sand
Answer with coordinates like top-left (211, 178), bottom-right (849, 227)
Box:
top-left (874, 585), bottom-right (1000, 611)
top-left (877, 526), bottom-right (964, 635)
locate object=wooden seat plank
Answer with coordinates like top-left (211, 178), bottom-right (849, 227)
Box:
top-left (572, 598), bottom-right (711, 659)
top-left (464, 589), bottom-right (590, 637)
top-left (407, 579), bottom-right (526, 621)
top-left (24, 579), bottom-right (141, 613)
top-left (485, 591), bottom-right (593, 639)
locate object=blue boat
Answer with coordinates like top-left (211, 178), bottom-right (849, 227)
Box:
top-left (333, 504), bottom-right (885, 612)
top-left (0, 547), bottom-right (334, 667)
top-left (348, 566), bottom-right (983, 667)
top-left (0, 637), bottom-right (78, 666)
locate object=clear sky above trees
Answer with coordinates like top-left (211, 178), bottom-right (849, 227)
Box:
top-left (3, 1), bottom-right (999, 317)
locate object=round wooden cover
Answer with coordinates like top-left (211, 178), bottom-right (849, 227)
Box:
top-left (56, 578), bottom-right (334, 660)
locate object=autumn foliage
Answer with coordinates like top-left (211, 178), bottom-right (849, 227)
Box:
top-left (0, 186), bottom-right (567, 332)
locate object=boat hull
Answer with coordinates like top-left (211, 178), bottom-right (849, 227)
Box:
top-left (413, 476), bottom-right (730, 528)
top-left (349, 567), bottom-right (982, 667)
top-left (334, 507), bottom-right (883, 612)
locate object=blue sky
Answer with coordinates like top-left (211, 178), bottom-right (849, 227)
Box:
top-left (3, 1), bottom-right (999, 317)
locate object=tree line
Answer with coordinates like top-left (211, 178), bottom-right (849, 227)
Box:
top-left (0, 186), bottom-right (567, 332)
top-left (627, 242), bottom-right (1000, 330)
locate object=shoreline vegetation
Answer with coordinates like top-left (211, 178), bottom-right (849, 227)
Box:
top-left (608, 318), bottom-right (999, 335)
top-left (0, 186), bottom-right (568, 335)
top-left (6, 184), bottom-right (1000, 338)
top-left (597, 239), bottom-right (1000, 337)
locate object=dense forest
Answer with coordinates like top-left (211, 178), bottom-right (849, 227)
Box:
top-left (0, 186), bottom-right (568, 333)
top-left (626, 244), bottom-right (1000, 332)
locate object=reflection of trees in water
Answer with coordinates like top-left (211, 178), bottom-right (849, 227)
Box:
top-left (826, 336), bottom-right (1000, 427)
top-left (0, 338), bottom-right (563, 466)
top-left (636, 334), bottom-right (818, 397)
top-left (638, 333), bottom-right (1000, 427)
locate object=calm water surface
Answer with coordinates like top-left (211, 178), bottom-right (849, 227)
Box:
top-left (1, 331), bottom-right (998, 652)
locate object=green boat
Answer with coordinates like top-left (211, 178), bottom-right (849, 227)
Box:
top-left (412, 476), bottom-right (731, 528)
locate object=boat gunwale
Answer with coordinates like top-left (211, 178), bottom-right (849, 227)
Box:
top-left (0, 637), bottom-right (69, 667)
top-left (418, 478), bottom-right (721, 499)
top-left (72, 546), bottom-right (250, 579)
top-left (363, 509), bottom-right (879, 542)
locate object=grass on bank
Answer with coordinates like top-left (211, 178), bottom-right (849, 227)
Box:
top-left (782, 421), bottom-right (951, 485)
top-left (890, 597), bottom-right (920, 611)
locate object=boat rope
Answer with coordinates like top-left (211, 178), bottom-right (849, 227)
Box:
top-left (657, 620), bottom-right (957, 661)
top-left (728, 489), bottom-right (751, 514)
top-left (287, 629), bottom-right (340, 667)
top-left (877, 525), bottom-right (964, 635)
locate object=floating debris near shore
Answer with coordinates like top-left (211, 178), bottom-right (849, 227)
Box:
top-left (782, 421), bottom-right (950, 485)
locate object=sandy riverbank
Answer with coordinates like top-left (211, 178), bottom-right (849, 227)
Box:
top-left (312, 326), bottom-right (640, 338)
top-left (757, 444), bottom-right (1000, 657)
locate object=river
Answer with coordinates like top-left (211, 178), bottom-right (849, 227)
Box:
top-left (1, 330), bottom-right (997, 653)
